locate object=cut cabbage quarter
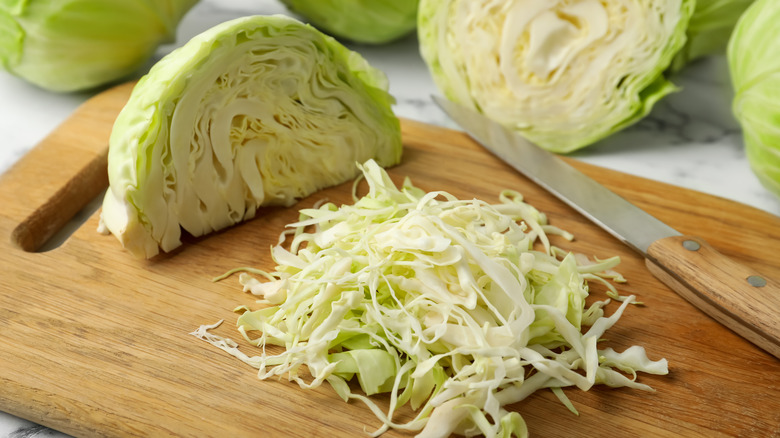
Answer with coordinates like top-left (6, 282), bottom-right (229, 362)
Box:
top-left (419, 0), bottom-right (695, 153)
top-left (99, 15), bottom-right (402, 258)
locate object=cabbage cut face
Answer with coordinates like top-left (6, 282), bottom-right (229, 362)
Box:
top-left (99, 15), bottom-right (403, 258)
top-left (728, 0), bottom-right (780, 198)
top-left (0, 0), bottom-right (198, 92)
top-left (281, 0), bottom-right (419, 44)
top-left (418, 0), bottom-right (695, 153)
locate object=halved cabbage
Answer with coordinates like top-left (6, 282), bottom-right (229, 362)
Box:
top-left (99, 15), bottom-right (402, 258)
top-left (728, 0), bottom-right (780, 198)
top-left (280, 0), bottom-right (419, 44)
top-left (418, 0), bottom-right (695, 153)
top-left (0, 0), bottom-right (198, 92)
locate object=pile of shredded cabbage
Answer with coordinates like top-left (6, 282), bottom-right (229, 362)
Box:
top-left (192, 159), bottom-right (667, 437)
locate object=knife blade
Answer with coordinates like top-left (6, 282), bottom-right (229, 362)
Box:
top-left (434, 96), bottom-right (780, 359)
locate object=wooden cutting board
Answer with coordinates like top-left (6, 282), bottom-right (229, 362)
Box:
top-left (1, 82), bottom-right (778, 438)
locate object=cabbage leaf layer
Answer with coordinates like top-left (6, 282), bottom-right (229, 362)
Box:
top-left (671, 0), bottom-right (755, 71)
top-left (281, 0), bottom-right (419, 44)
top-left (728, 0), bottom-right (780, 198)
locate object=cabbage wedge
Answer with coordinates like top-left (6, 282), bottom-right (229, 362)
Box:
top-left (418, 0), bottom-right (695, 153)
top-left (0, 0), bottom-right (198, 92)
top-left (99, 15), bottom-right (402, 258)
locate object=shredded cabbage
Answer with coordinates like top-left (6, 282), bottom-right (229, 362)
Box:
top-left (193, 159), bottom-right (667, 437)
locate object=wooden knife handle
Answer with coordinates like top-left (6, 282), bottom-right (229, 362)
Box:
top-left (645, 235), bottom-right (780, 359)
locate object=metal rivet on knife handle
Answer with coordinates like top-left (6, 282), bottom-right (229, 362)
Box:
top-left (747, 275), bottom-right (767, 288)
top-left (644, 235), bottom-right (780, 359)
top-left (682, 241), bottom-right (766, 288)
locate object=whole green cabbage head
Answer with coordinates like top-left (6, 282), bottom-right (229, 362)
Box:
top-left (418, 0), bottom-right (695, 153)
top-left (671, 0), bottom-right (756, 71)
top-left (99, 15), bottom-right (403, 258)
top-left (728, 0), bottom-right (780, 198)
top-left (280, 0), bottom-right (419, 44)
top-left (0, 0), bottom-right (199, 92)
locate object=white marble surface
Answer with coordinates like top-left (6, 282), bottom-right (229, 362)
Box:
top-left (1, 1), bottom-right (779, 437)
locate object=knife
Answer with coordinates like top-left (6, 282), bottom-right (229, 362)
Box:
top-left (433, 96), bottom-right (780, 359)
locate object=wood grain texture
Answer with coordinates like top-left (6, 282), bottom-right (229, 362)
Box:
top-left (647, 235), bottom-right (780, 358)
top-left (1, 83), bottom-right (779, 438)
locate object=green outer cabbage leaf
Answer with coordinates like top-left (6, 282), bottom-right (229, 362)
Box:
top-left (418, 0), bottom-right (695, 153)
top-left (280, 0), bottom-right (419, 44)
top-left (99, 15), bottom-right (402, 258)
top-left (194, 159), bottom-right (668, 437)
top-left (671, 0), bottom-right (755, 71)
top-left (728, 0), bottom-right (780, 198)
top-left (0, 0), bottom-right (198, 92)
